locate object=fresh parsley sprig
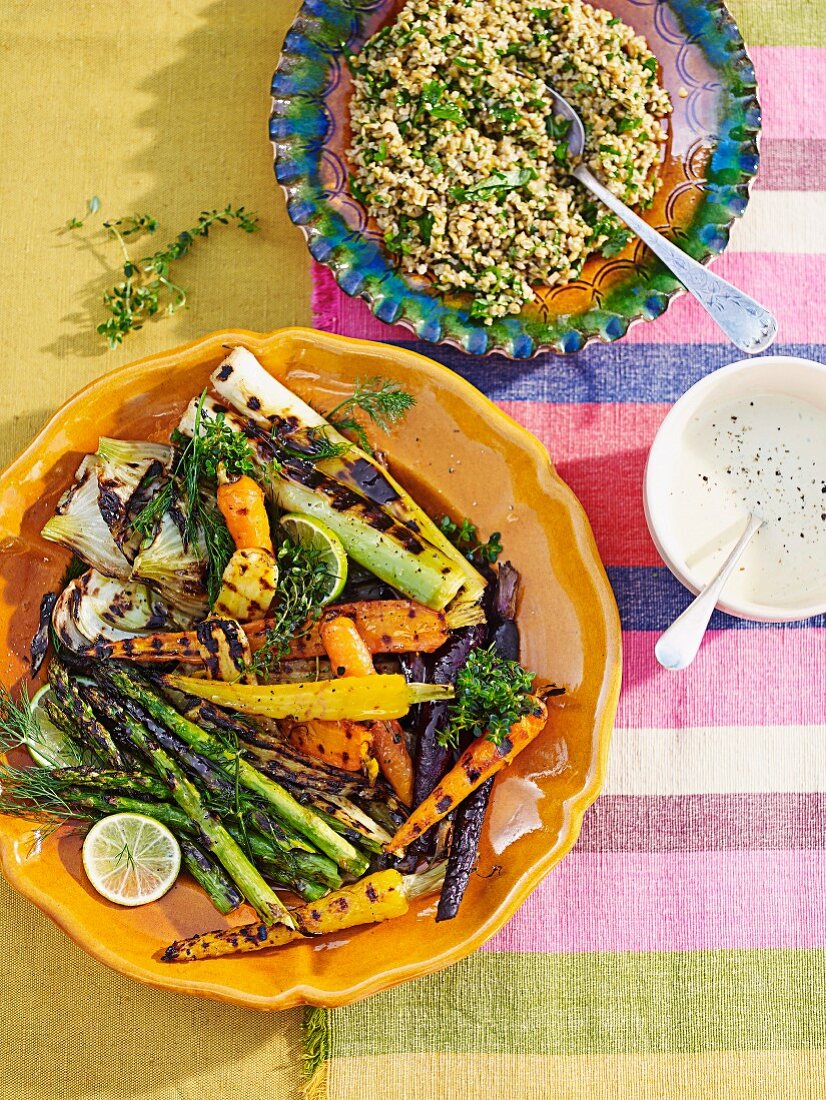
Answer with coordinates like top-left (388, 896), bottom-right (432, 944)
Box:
top-left (438, 515), bottom-right (503, 566)
top-left (96, 205), bottom-right (259, 348)
top-left (438, 644), bottom-right (536, 748)
top-left (326, 377), bottom-right (415, 453)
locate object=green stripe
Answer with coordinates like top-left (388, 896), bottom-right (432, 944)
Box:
top-left (728, 0), bottom-right (826, 46)
top-left (328, 949), bottom-right (826, 1057)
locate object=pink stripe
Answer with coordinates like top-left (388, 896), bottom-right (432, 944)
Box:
top-left (755, 138), bottom-right (826, 191)
top-left (618, 630), bottom-right (826, 729)
top-left (485, 849), bottom-right (826, 953)
top-left (753, 47), bottom-right (826, 141)
top-left (498, 401), bottom-right (666, 567)
top-left (313, 255), bottom-right (826, 347)
top-left (312, 263), bottom-right (410, 343)
top-left (622, 254), bottom-right (826, 345)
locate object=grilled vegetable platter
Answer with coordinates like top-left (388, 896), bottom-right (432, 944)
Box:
top-left (0, 345), bottom-right (559, 965)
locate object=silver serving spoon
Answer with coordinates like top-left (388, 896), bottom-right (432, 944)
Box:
top-left (655, 513), bottom-right (763, 670)
top-left (548, 87), bottom-right (777, 354)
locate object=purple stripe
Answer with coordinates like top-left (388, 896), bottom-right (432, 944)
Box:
top-left (577, 793), bottom-right (826, 853)
top-left (757, 138), bottom-right (826, 190)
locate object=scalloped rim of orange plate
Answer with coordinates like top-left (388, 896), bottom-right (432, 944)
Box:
top-left (0, 327), bottom-right (621, 1010)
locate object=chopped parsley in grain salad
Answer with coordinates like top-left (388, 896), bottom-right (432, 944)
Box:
top-left (348, 0), bottom-right (672, 323)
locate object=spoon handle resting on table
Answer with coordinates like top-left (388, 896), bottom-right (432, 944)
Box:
top-left (572, 164), bottom-right (778, 355)
top-left (655, 513), bottom-right (764, 671)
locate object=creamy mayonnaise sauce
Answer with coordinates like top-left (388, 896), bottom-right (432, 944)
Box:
top-left (665, 392), bottom-right (826, 610)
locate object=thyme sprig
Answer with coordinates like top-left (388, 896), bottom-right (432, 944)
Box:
top-left (438, 644), bottom-right (536, 749)
top-left (438, 515), bottom-right (503, 566)
top-left (245, 539), bottom-right (334, 675)
top-left (97, 205), bottom-right (259, 348)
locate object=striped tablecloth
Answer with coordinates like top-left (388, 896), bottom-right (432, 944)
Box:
top-left (302, 26), bottom-right (826, 1100)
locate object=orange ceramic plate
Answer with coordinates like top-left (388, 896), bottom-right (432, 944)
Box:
top-left (0, 328), bottom-right (621, 1010)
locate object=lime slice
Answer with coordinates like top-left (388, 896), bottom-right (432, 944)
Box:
top-left (279, 513), bottom-right (348, 603)
top-left (26, 685), bottom-right (82, 768)
top-left (82, 813), bottom-right (181, 907)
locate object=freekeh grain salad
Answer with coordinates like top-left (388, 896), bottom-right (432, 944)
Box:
top-left (348, 0), bottom-right (672, 322)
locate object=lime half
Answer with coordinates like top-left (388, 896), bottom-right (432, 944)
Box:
top-left (279, 513), bottom-right (348, 603)
top-left (82, 813), bottom-right (181, 907)
top-left (26, 685), bottom-right (82, 768)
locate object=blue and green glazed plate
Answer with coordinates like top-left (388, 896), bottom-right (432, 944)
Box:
top-left (270, 0), bottom-right (760, 358)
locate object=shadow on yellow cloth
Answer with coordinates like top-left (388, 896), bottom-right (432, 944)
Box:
top-left (0, 1), bottom-right (309, 1097)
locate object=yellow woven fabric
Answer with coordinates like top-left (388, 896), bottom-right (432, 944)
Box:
top-left (0, 2), bottom-right (308, 1097)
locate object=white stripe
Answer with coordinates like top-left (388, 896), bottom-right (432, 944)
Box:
top-left (727, 191), bottom-right (826, 253)
top-left (604, 725), bottom-right (826, 795)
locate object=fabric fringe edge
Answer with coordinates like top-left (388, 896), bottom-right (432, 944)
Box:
top-left (303, 1006), bottom-right (330, 1100)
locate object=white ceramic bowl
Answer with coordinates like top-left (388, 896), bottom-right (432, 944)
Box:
top-left (644, 354), bottom-right (826, 622)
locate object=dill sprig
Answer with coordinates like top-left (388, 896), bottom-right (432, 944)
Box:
top-left (133, 392), bottom-right (248, 605)
top-left (245, 539), bottom-right (335, 675)
top-left (0, 683), bottom-right (40, 755)
top-left (97, 205), bottom-right (259, 348)
top-left (437, 515), bottom-right (503, 566)
top-left (326, 377), bottom-right (415, 453)
top-left (279, 427), bottom-right (352, 464)
top-left (438, 644), bottom-right (536, 749)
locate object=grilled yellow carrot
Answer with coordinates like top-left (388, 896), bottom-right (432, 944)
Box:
top-left (162, 865), bottom-right (445, 962)
top-left (163, 672), bottom-right (453, 722)
top-left (212, 547), bottom-right (278, 622)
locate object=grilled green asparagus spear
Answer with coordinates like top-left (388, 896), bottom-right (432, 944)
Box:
top-left (85, 685), bottom-right (317, 858)
top-left (97, 696), bottom-right (294, 927)
top-left (48, 662), bottom-right (123, 767)
top-left (102, 665), bottom-right (369, 876)
top-left (178, 837), bottom-right (244, 916)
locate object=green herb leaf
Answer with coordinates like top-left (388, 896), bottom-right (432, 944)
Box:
top-left (417, 211), bottom-right (435, 245)
top-left (546, 114), bottom-right (572, 142)
top-left (327, 377), bottom-right (415, 454)
top-left (438, 514), bottom-right (503, 566)
top-left (97, 205), bottom-right (258, 348)
top-left (593, 214), bottom-right (632, 258)
top-left (453, 166), bottom-right (536, 204)
top-left (616, 116), bottom-right (640, 134)
top-left (245, 538), bottom-right (334, 674)
top-left (438, 644), bottom-right (535, 748)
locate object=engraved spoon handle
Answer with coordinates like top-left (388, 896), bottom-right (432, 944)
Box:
top-left (654, 513), bottom-right (763, 671)
top-left (573, 164), bottom-right (777, 354)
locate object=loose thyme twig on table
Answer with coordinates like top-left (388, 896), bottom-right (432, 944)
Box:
top-left (96, 205), bottom-right (259, 348)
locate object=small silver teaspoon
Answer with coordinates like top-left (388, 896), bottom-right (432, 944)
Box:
top-left (547, 87), bottom-right (778, 354)
top-left (655, 513), bottom-right (763, 670)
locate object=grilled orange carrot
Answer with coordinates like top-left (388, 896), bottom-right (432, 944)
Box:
top-left (284, 718), bottom-right (371, 773)
top-left (320, 616), bottom-right (415, 804)
top-left (78, 600), bottom-right (448, 664)
top-left (386, 697), bottom-right (548, 853)
top-left (320, 614), bottom-right (376, 678)
top-left (162, 865), bottom-right (445, 962)
top-left (216, 472), bottom-right (272, 552)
